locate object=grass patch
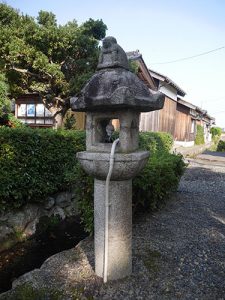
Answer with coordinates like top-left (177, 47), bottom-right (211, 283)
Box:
top-left (143, 249), bottom-right (162, 274)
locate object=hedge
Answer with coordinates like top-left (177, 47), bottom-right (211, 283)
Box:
top-left (0, 127), bottom-right (85, 212)
top-left (74, 131), bottom-right (186, 233)
top-left (217, 140), bottom-right (225, 152)
top-left (0, 128), bottom-right (186, 234)
top-left (195, 125), bottom-right (204, 145)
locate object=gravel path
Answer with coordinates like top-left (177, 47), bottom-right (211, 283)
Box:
top-left (94, 157), bottom-right (225, 299)
top-left (1, 155), bottom-right (225, 299)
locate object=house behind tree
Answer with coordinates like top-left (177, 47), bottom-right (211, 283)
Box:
top-left (14, 51), bottom-right (215, 146)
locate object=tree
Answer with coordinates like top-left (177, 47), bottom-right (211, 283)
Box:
top-left (0, 4), bottom-right (107, 128)
top-left (0, 73), bottom-right (11, 117)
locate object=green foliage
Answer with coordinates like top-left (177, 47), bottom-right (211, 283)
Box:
top-left (0, 128), bottom-right (85, 212)
top-left (0, 113), bottom-right (25, 128)
top-left (81, 18), bottom-right (107, 40)
top-left (129, 60), bottom-right (139, 74)
top-left (143, 249), bottom-right (162, 274)
top-left (76, 132), bottom-right (184, 234)
top-left (72, 164), bottom-right (94, 234)
top-left (210, 126), bottom-right (222, 138)
top-left (0, 73), bottom-right (11, 117)
top-left (195, 125), bottom-right (204, 145)
top-left (210, 126), bottom-right (222, 145)
top-left (0, 129), bottom-right (186, 235)
top-left (133, 151), bottom-right (186, 211)
top-left (0, 3), bottom-right (107, 122)
top-left (217, 140), bottom-right (225, 152)
top-left (139, 131), bottom-right (174, 153)
top-left (64, 110), bottom-right (76, 130)
top-left (1, 283), bottom-right (65, 300)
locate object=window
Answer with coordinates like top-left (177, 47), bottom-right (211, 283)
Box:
top-left (16, 102), bottom-right (53, 126)
top-left (18, 104), bottom-right (26, 117)
top-left (36, 104), bottom-right (45, 117)
top-left (27, 104), bottom-right (35, 117)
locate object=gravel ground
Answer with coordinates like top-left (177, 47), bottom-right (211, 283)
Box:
top-left (95, 157), bottom-right (225, 299)
top-left (1, 156), bottom-right (225, 299)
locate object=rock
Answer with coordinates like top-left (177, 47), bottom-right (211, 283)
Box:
top-left (23, 218), bottom-right (39, 236)
top-left (0, 214), bottom-right (8, 222)
top-left (44, 197), bottom-right (55, 210)
top-left (7, 204), bottom-right (39, 232)
top-left (64, 199), bottom-right (79, 217)
top-left (55, 192), bottom-right (71, 208)
top-left (49, 206), bottom-right (66, 220)
top-left (7, 211), bottom-right (26, 232)
top-left (0, 225), bottom-right (13, 241)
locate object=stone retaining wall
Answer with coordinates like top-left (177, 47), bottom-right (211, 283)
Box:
top-left (0, 190), bottom-right (79, 253)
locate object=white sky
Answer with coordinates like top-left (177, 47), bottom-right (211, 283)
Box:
top-left (4, 0), bottom-right (225, 128)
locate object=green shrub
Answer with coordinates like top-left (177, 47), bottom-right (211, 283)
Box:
top-left (217, 140), bottom-right (225, 152)
top-left (210, 126), bottom-right (222, 147)
top-left (0, 128), bottom-right (186, 236)
top-left (133, 151), bottom-right (186, 211)
top-left (77, 132), bottom-right (185, 234)
top-left (63, 110), bottom-right (76, 130)
top-left (72, 163), bottom-right (94, 234)
top-left (0, 127), bottom-right (86, 212)
top-left (139, 131), bottom-right (173, 153)
top-left (0, 113), bottom-right (25, 128)
top-left (195, 125), bottom-right (204, 145)
top-left (210, 126), bottom-right (222, 138)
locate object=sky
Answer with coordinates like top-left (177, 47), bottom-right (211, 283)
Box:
top-left (3, 0), bottom-right (225, 128)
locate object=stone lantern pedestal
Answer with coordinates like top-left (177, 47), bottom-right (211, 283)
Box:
top-left (71, 36), bottom-right (164, 282)
top-left (77, 151), bottom-right (149, 279)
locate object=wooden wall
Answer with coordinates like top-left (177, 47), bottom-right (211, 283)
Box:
top-left (139, 111), bottom-right (160, 132)
top-left (73, 112), bottom-right (86, 130)
top-left (174, 103), bottom-right (192, 141)
top-left (159, 96), bottom-right (176, 136)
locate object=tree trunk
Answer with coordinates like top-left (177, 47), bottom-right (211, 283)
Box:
top-left (53, 113), bottom-right (64, 129)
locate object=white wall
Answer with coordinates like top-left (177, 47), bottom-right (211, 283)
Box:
top-left (159, 83), bottom-right (177, 101)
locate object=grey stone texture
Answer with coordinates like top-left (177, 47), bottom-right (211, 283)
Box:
top-left (94, 179), bottom-right (132, 280)
top-left (77, 151), bottom-right (149, 181)
top-left (70, 36), bottom-right (164, 113)
top-left (55, 191), bottom-right (72, 208)
top-left (97, 36), bottom-right (130, 71)
top-left (44, 197), bottom-right (55, 210)
top-left (0, 190), bottom-right (79, 253)
top-left (85, 111), bottom-right (140, 153)
top-left (70, 68), bottom-right (164, 112)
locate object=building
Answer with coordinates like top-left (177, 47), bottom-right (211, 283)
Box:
top-left (15, 94), bottom-right (54, 128)
top-left (14, 52), bottom-right (215, 146)
top-left (127, 51), bottom-right (215, 146)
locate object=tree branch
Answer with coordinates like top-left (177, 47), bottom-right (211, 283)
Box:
top-left (11, 66), bottom-right (52, 80)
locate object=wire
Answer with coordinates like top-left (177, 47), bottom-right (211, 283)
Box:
top-left (151, 46), bottom-right (224, 65)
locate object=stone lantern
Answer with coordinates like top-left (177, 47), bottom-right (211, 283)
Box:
top-left (71, 36), bottom-right (164, 282)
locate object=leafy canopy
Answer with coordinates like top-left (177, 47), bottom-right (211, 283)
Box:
top-left (0, 73), bottom-right (11, 117)
top-left (0, 3), bottom-right (107, 122)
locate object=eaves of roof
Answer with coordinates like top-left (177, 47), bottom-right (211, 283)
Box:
top-left (178, 98), bottom-right (215, 121)
top-left (126, 51), bottom-right (157, 90)
top-left (177, 98), bottom-right (196, 110)
top-left (149, 69), bottom-right (186, 97)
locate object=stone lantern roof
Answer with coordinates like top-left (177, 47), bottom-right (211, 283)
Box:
top-left (71, 36), bottom-right (164, 112)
